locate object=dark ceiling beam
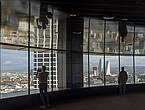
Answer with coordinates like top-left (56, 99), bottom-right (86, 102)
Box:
top-left (39, 0), bottom-right (136, 4)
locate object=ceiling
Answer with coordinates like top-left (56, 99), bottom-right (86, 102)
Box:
top-left (37, 0), bottom-right (145, 25)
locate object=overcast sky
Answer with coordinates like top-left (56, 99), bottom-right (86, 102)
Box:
top-left (1, 49), bottom-right (145, 73)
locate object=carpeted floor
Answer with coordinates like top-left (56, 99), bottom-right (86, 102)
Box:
top-left (25, 92), bottom-right (145, 110)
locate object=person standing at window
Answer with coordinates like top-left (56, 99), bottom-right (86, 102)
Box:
top-left (37, 66), bottom-right (51, 108)
top-left (118, 67), bottom-right (128, 95)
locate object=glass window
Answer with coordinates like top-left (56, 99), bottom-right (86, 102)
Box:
top-left (38, 54), bottom-right (43, 57)
top-left (44, 63), bottom-right (49, 66)
top-left (1, 46), bottom-right (28, 98)
top-left (120, 26), bottom-right (134, 54)
top-left (135, 56), bottom-right (145, 83)
top-left (83, 54), bottom-right (89, 87)
top-left (44, 54), bottom-right (49, 57)
top-left (105, 21), bottom-right (119, 53)
top-left (105, 55), bottom-right (119, 85)
top-left (30, 1), bottom-right (52, 48)
top-left (1, 0), bottom-right (30, 46)
top-left (44, 58), bottom-right (49, 62)
top-left (30, 49), bottom-right (51, 94)
top-left (38, 59), bottom-right (43, 62)
top-left (135, 27), bottom-right (145, 54)
top-left (89, 19), bottom-right (104, 53)
top-left (38, 63), bottom-right (43, 66)
top-left (120, 55), bottom-right (134, 84)
top-left (90, 54), bottom-right (104, 86)
top-left (53, 10), bottom-right (67, 50)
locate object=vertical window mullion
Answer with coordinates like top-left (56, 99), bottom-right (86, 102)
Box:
top-left (104, 20), bottom-right (106, 86)
top-left (133, 25), bottom-right (136, 84)
top-left (118, 22), bottom-right (120, 81)
top-left (28, 0), bottom-right (31, 95)
top-left (88, 18), bottom-right (90, 87)
top-left (51, 8), bottom-right (54, 92)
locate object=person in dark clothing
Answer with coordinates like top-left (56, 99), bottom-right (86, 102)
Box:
top-left (118, 67), bottom-right (128, 95)
top-left (37, 66), bottom-right (50, 108)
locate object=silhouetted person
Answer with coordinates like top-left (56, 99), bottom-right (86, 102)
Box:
top-left (37, 66), bottom-right (50, 108)
top-left (118, 67), bottom-right (128, 95)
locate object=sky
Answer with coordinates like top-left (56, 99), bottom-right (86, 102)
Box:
top-left (1, 49), bottom-right (34, 73)
top-left (1, 49), bottom-right (145, 73)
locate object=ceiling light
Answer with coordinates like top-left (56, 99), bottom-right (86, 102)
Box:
top-left (103, 16), bottom-right (115, 20)
top-left (69, 14), bottom-right (77, 17)
top-left (121, 18), bottom-right (128, 21)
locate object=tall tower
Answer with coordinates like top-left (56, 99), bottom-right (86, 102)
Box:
top-left (98, 58), bottom-right (104, 76)
top-left (105, 61), bottom-right (111, 75)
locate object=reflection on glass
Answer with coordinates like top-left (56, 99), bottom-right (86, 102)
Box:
top-left (53, 10), bottom-right (67, 50)
top-left (120, 56), bottom-right (133, 84)
top-left (105, 21), bottom-right (119, 53)
top-left (1, 47), bottom-right (28, 98)
top-left (135, 27), bottom-right (145, 54)
top-left (1, 0), bottom-right (35, 45)
top-left (105, 56), bottom-right (119, 85)
top-left (55, 51), bottom-right (66, 91)
top-left (135, 56), bottom-right (145, 83)
top-left (90, 55), bottom-right (104, 86)
top-left (83, 54), bottom-right (88, 87)
top-left (83, 18), bottom-right (89, 52)
top-left (120, 26), bottom-right (134, 54)
top-left (89, 19), bottom-right (104, 53)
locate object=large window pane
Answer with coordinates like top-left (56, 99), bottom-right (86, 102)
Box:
top-left (1, 0), bottom-right (31, 45)
top-left (53, 10), bottom-right (67, 50)
top-left (120, 25), bottom-right (134, 54)
top-left (1, 45), bottom-right (28, 98)
top-left (135, 56), bottom-right (145, 83)
top-left (89, 19), bottom-right (104, 53)
top-left (30, 2), bottom-right (52, 48)
top-left (135, 27), bottom-right (145, 54)
top-left (105, 55), bottom-right (119, 85)
top-left (90, 54), bottom-right (104, 86)
top-left (54, 50), bottom-right (66, 91)
top-left (120, 55), bottom-right (133, 84)
top-left (30, 48), bottom-right (52, 94)
top-left (105, 21), bottom-right (119, 53)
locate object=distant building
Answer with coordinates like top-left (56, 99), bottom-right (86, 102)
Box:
top-left (98, 58), bottom-right (104, 76)
top-left (93, 66), bottom-right (98, 76)
top-left (105, 61), bottom-right (111, 75)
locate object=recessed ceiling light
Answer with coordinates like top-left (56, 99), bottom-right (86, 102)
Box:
top-left (103, 16), bottom-right (115, 20)
top-left (70, 14), bottom-right (77, 17)
top-left (121, 18), bottom-right (128, 21)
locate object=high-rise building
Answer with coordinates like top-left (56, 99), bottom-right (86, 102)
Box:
top-left (98, 58), bottom-right (104, 76)
top-left (105, 61), bottom-right (111, 75)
